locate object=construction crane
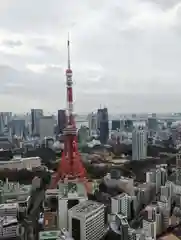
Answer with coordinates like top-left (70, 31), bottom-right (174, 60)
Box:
top-left (17, 173), bottom-right (51, 240)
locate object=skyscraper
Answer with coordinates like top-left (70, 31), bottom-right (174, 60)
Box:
top-left (88, 112), bottom-right (97, 136)
top-left (112, 120), bottom-right (121, 131)
top-left (97, 108), bottom-right (109, 144)
top-left (132, 128), bottom-right (147, 161)
top-left (57, 109), bottom-right (66, 134)
top-left (39, 116), bottom-right (55, 140)
top-left (31, 109), bottom-right (43, 136)
top-left (0, 112), bottom-right (12, 134)
top-left (11, 119), bottom-right (26, 138)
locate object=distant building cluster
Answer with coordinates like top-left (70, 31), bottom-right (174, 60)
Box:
top-left (0, 109), bottom-right (180, 159)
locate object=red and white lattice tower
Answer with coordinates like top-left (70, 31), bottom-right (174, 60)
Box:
top-left (52, 36), bottom-right (87, 187)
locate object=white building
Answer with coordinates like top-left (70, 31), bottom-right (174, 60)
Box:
top-left (155, 211), bottom-right (162, 235)
top-left (145, 205), bottom-right (157, 221)
top-left (39, 116), bottom-right (54, 140)
top-left (0, 157), bottom-right (41, 170)
top-left (111, 193), bottom-right (132, 219)
top-left (143, 220), bottom-right (156, 239)
top-left (68, 200), bottom-right (105, 240)
top-left (58, 182), bottom-right (87, 230)
top-left (0, 203), bottom-right (18, 217)
top-left (160, 186), bottom-right (170, 201)
top-left (88, 112), bottom-right (97, 136)
top-left (146, 171), bottom-right (156, 184)
top-left (132, 129), bottom-right (147, 161)
top-left (104, 175), bottom-right (134, 196)
top-left (157, 201), bottom-right (170, 231)
top-left (155, 169), bottom-right (162, 194)
top-left (0, 216), bottom-right (17, 239)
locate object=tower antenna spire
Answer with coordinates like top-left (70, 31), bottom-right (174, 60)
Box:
top-left (67, 33), bottom-right (71, 69)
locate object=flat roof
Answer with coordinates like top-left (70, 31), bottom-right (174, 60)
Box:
top-left (0, 203), bottom-right (18, 209)
top-left (0, 156), bottom-right (40, 164)
top-left (0, 216), bottom-right (17, 226)
top-left (2, 184), bottom-right (31, 194)
top-left (58, 182), bottom-right (87, 198)
top-left (39, 231), bottom-right (61, 240)
top-left (112, 193), bottom-right (127, 200)
top-left (69, 200), bottom-right (104, 218)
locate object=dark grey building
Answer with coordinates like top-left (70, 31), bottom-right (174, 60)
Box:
top-left (148, 118), bottom-right (157, 131)
top-left (112, 120), bottom-right (121, 130)
top-left (11, 119), bottom-right (25, 138)
top-left (97, 108), bottom-right (109, 144)
top-left (58, 109), bottom-right (66, 134)
top-left (31, 109), bottom-right (43, 136)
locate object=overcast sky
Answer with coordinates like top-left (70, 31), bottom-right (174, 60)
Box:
top-left (0, 0), bottom-right (181, 114)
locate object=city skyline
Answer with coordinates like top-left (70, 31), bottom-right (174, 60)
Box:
top-left (0, 1), bottom-right (180, 112)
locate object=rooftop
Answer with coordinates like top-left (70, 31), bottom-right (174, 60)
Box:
top-left (2, 183), bottom-right (31, 194)
top-left (0, 203), bottom-right (18, 209)
top-left (0, 156), bottom-right (41, 164)
top-left (39, 231), bottom-right (61, 240)
top-left (137, 182), bottom-right (154, 189)
top-left (0, 216), bottom-right (17, 227)
top-left (69, 200), bottom-right (104, 217)
top-left (58, 182), bottom-right (87, 198)
top-left (112, 193), bottom-right (127, 200)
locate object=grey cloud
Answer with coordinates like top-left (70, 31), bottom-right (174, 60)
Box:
top-left (0, 64), bottom-right (180, 113)
top-left (2, 39), bottom-right (22, 48)
top-left (36, 45), bottom-right (57, 53)
top-left (145, 0), bottom-right (181, 9)
top-left (0, 0), bottom-right (181, 112)
top-left (0, 0), bottom-right (80, 33)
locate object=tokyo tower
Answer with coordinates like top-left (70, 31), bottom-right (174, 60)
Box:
top-left (52, 36), bottom-right (87, 187)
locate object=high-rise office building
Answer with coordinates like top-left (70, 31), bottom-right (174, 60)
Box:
top-left (57, 109), bottom-right (66, 134)
top-left (78, 126), bottom-right (89, 145)
top-left (148, 118), bottom-right (157, 131)
top-left (121, 218), bottom-right (129, 240)
top-left (58, 182), bottom-right (87, 231)
top-left (112, 120), bottom-right (121, 131)
top-left (88, 112), bottom-right (97, 136)
top-left (124, 120), bottom-right (133, 132)
top-left (0, 112), bottom-right (12, 134)
top-left (157, 201), bottom-right (170, 231)
top-left (39, 116), bottom-right (54, 140)
top-left (68, 200), bottom-right (105, 240)
top-left (31, 109), bottom-right (43, 136)
top-left (176, 153), bottom-right (181, 184)
top-left (111, 193), bottom-right (134, 220)
top-left (143, 219), bottom-right (156, 239)
top-left (97, 108), bottom-right (109, 144)
top-left (132, 128), bottom-right (147, 160)
top-left (11, 119), bottom-right (26, 138)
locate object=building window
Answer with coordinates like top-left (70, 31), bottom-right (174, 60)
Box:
top-left (72, 218), bottom-right (80, 240)
top-left (67, 199), bottom-right (79, 210)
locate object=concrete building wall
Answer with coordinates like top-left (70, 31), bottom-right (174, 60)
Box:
top-left (39, 116), bottom-right (54, 140)
top-left (132, 129), bottom-right (147, 161)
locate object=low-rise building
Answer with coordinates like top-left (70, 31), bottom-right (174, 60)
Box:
top-left (0, 156), bottom-right (41, 170)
